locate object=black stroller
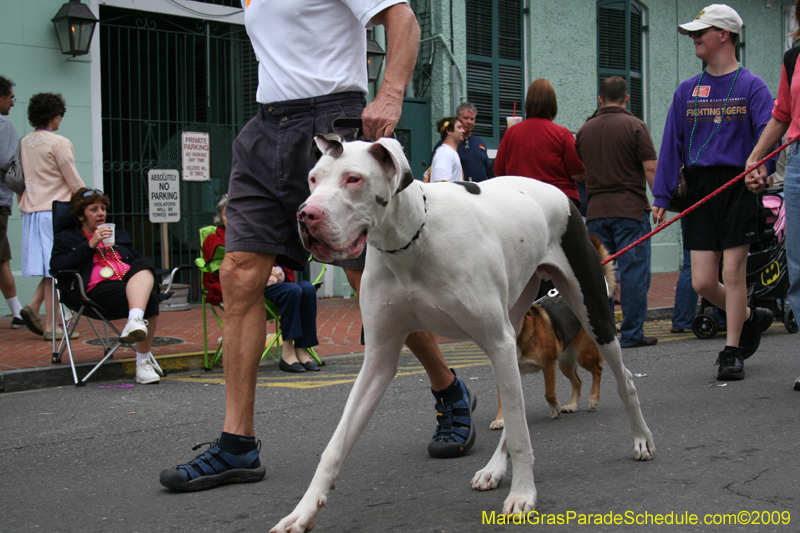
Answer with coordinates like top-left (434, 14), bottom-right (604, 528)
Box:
top-left (692, 186), bottom-right (798, 338)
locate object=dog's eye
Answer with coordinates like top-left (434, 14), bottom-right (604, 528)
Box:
top-left (309, 176), bottom-right (316, 185)
top-left (347, 175), bottom-right (361, 184)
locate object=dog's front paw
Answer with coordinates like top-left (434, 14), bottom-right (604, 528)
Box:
top-left (471, 465), bottom-right (506, 491)
top-left (270, 495), bottom-right (327, 533)
top-left (489, 418), bottom-right (505, 430)
top-left (588, 397), bottom-right (599, 410)
top-left (632, 433), bottom-right (656, 461)
top-left (559, 403), bottom-right (577, 414)
top-left (502, 488), bottom-right (537, 515)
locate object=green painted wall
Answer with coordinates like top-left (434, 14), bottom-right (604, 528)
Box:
top-left (1, 0), bottom-right (99, 317)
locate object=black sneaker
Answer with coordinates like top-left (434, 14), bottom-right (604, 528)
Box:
top-left (739, 307), bottom-right (773, 359)
top-left (716, 346), bottom-right (745, 381)
top-left (428, 371), bottom-right (477, 459)
top-left (160, 439), bottom-right (266, 492)
top-left (11, 317), bottom-right (25, 329)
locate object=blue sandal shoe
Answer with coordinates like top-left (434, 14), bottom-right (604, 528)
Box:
top-left (428, 372), bottom-right (477, 458)
top-left (160, 439), bottom-right (266, 492)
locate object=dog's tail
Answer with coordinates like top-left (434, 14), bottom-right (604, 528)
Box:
top-left (588, 235), bottom-right (617, 299)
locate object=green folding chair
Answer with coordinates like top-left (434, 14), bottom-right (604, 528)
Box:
top-left (196, 225), bottom-right (325, 370)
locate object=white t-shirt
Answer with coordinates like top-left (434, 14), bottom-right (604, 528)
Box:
top-left (430, 144), bottom-right (463, 183)
top-left (243, 0), bottom-right (405, 103)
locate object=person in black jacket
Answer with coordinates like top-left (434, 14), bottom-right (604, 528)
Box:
top-left (50, 188), bottom-right (164, 384)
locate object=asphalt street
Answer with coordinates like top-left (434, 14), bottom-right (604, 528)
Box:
top-left (1, 322), bottom-right (798, 533)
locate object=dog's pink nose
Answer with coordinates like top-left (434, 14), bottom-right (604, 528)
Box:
top-left (298, 204), bottom-right (324, 231)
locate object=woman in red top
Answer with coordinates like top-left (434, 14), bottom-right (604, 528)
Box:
top-left (493, 78), bottom-right (585, 207)
top-left (203, 195), bottom-right (320, 373)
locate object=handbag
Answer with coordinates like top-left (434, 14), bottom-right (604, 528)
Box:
top-left (1, 140), bottom-right (25, 195)
top-left (667, 169), bottom-right (687, 213)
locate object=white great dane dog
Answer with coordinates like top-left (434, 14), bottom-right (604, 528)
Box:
top-left (271, 135), bottom-right (655, 532)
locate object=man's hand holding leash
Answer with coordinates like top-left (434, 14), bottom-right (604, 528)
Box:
top-left (361, 3), bottom-right (419, 140)
top-left (745, 116), bottom-right (792, 193)
top-left (744, 162), bottom-right (768, 193)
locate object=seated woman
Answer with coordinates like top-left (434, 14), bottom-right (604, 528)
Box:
top-left (50, 188), bottom-right (164, 384)
top-left (204, 195), bottom-right (321, 373)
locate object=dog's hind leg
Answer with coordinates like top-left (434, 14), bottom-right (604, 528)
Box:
top-left (271, 336), bottom-right (405, 533)
top-left (557, 344), bottom-right (581, 414)
top-left (545, 202), bottom-right (655, 461)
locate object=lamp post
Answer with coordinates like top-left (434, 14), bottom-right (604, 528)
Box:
top-left (52, 0), bottom-right (99, 57)
top-left (366, 38), bottom-right (386, 82)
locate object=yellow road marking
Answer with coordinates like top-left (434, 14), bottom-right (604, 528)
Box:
top-left (165, 353), bottom-right (491, 389)
top-left (164, 323), bottom-right (788, 389)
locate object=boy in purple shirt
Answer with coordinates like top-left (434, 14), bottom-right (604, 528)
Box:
top-left (652, 4), bottom-right (774, 381)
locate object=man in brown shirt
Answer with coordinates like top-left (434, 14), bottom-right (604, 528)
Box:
top-left (576, 76), bottom-right (658, 348)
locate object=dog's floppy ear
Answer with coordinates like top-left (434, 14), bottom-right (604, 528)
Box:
top-left (368, 138), bottom-right (414, 195)
top-left (313, 133), bottom-right (345, 158)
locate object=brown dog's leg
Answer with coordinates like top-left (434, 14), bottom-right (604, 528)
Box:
top-left (490, 384), bottom-right (505, 430)
top-left (557, 344), bottom-right (581, 414)
top-left (574, 330), bottom-right (604, 410)
top-left (543, 359), bottom-right (561, 419)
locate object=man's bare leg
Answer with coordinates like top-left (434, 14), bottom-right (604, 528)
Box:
top-left (159, 250), bottom-right (272, 492)
top-left (0, 260), bottom-right (17, 299)
top-left (220, 251), bottom-right (275, 437)
top-left (0, 260), bottom-right (23, 324)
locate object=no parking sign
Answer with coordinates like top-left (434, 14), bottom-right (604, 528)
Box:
top-left (148, 169), bottom-right (180, 223)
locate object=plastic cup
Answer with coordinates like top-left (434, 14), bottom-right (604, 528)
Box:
top-left (99, 223), bottom-right (115, 246)
top-left (506, 116), bottom-right (523, 127)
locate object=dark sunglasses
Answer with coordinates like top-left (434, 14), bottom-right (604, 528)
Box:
top-left (82, 189), bottom-right (104, 198)
top-left (687, 27), bottom-right (719, 39)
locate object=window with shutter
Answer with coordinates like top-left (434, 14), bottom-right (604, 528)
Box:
top-left (597, 0), bottom-right (646, 120)
top-left (466, 0), bottom-right (524, 148)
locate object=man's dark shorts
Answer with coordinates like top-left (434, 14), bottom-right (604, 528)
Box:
top-left (226, 92), bottom-right (365, 272)
top-left (684, 165), bottom-right (760, 251)
top-left (0, 206), bottom-right (12, 263)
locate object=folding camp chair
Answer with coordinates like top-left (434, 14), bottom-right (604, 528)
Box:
top-left (196, 225), bottom-right (326, 370)
top-left (50, 200), bottom-right (186, 386)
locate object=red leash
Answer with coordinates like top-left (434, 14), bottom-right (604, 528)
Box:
top-left (601, 137), bottom-right (797, 265)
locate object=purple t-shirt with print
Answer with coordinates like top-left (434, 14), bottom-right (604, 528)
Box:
top-left (653, 67), bottom-right (776, 209)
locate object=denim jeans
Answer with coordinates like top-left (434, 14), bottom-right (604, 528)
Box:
top-left (264, 281), bottom-right (319, 348)
top-left (783, 141), bottom-right (800, 314)
top-left (672, 219), bottom-right (698, 329)
top-left (587, 213), bottom-right (651, 346)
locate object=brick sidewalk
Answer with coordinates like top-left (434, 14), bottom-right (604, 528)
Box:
top-left (0, 272), bottom-right (680, 373)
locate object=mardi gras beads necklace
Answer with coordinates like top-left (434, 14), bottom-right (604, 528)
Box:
top-left (688, 64), bottom-right (741, 164)
top-left (96, 246), bottom-right (129, 280)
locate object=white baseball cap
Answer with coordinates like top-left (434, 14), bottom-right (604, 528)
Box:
top-left (678, 4), bottom-right (743, 35)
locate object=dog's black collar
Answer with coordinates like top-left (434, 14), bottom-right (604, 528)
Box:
top-left (374, 191), bottom-right (427, 254)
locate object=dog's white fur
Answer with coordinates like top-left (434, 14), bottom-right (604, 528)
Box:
top-left (272, 137), bottom-right (655, 532)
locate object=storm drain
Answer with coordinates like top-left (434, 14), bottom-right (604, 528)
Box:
top-left (84, 336), bottom-right (185, 348)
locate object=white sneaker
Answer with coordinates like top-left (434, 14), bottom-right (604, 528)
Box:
top-left (120, 317), bottom-right (148, 344)
top-left (136, 355), bottom-right (163, 384)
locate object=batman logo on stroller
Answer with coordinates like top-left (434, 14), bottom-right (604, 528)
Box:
top-left (761, 261), bottom-right (780, 286)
